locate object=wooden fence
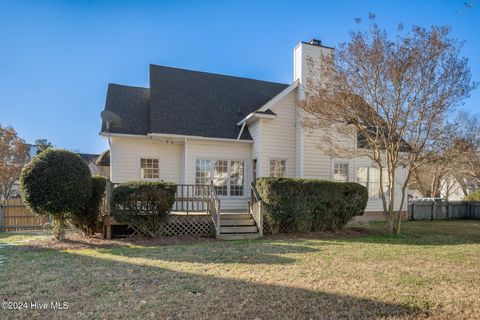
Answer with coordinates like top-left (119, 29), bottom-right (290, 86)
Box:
top-left (408, 199), bottom-right (480, 220)
top-left (0, 198), bottom-right (49, 232)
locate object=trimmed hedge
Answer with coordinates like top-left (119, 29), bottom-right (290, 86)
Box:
top-left (112, 181), bottom-right (177, 237)
top-left (70, 176), bottom-right (107, 236)
top-left (256, 177), bottom-right (368, 233)
top-left (19, 149), bottom-right (92, 239)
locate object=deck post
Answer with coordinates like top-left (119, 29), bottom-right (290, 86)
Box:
top-left (216, 201), bottom-right (221, 238)
top-left (0, 204), bottom-right (4, 232)
top-left (258, 201), bottom-right (263, 237)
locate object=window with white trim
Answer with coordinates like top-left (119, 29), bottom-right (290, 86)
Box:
top-left (333, 162), bottom-right (349, 182)
top-left (140, 158), bottom-right (159, 179)
top-left (270, 159), bottom-right (286, 177)
top-left (356, 167), bottom-right (388, 198)
top-left (195, 159), bottom-right (245, 197)
top-left (230, 161), bottom-right (244, 196)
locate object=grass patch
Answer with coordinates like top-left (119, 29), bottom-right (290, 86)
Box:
top-left (1, 221), bottom-right (480, 319)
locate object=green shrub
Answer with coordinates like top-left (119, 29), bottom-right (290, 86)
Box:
top-left (20, 149), bottom-right (92, 239)
top-left (256, 177), bottom-right (368, 233)
top-left (464, 190), bottom-right (480, 201)
top-left (112, 181), bottom-right (177, 237)
top-left (70, 176), bottom-right (107, 236)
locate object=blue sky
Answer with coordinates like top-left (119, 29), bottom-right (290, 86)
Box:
top-left (0, 0), bottom-right (478, 154)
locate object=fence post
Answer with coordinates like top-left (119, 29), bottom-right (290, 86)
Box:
top-left (0, 204), bottom-right (4, 232)
top-left (431, 200), bottom-right (435, 221)
top-left (446, 201), bottom-right (450, 220)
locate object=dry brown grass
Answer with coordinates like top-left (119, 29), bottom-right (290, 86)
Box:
top-left (1, 220), bottom-right (480, 319)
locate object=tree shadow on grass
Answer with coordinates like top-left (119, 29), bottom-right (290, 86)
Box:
top-left (97, 242), bottom-right (321, 265)
top-left (0, 245), bottom-right (425, 320)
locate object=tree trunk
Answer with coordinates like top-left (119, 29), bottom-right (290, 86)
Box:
top-left (56, 215), bottom-right (65, 240)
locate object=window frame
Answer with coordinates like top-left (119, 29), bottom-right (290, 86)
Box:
top-left (139, 157), bottom-right (160, 180)
top-left (269, 158), bottom-right (287, 178)
top-left (195, 158), bottom-right (247, 198)
top-left (332, 161), bottom-right (349, 182)
top-left (356, 166), bottom-right (389, 199)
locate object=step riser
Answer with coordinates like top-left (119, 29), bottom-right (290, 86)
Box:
top-left (221, 219), bottom-right (256, 226)
top-left (221, 214), bottom-right (252, 220)
top-left (220, 226), bottom-right (258, 234)
top-left (218, 234), bottom-right (261, 240)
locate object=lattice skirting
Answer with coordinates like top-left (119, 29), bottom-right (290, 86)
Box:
top-left (262, 218), bottom-right (289, 234)
top-left (160, 215), bottom-right (214, 237)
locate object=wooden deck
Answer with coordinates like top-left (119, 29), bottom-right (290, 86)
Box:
top-left (103, 183), bottom-right (263, 240)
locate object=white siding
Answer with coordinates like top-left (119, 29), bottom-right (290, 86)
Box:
top-left (250, 91), bottom-right (297, 178)
top-left (186, 140), bottom-right (252, 210)
top-left (110, 136), bottom-right (182, 184)
top-left (249, 120), bottom-right (262, 176)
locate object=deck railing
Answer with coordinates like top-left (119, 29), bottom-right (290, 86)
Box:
top-left (104, 182), bottom-right (222, 235)
top-left (249, 182), bottom-right (263, 237)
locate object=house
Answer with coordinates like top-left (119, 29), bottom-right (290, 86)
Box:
top-left (78, 152), bottom-right (110, 178)
top-left (100, 39), bottom-right (408, 237)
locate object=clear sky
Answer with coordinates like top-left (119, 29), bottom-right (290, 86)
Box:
top-left (0, 0), bottom-right (478, 154)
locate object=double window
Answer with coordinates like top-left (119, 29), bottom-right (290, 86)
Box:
top-left (140, 158), bottom-right (159, 179)
top-left (356, 167), bottom-right (388, 198)
top-left (195, 160), bottom-right (244, 197)
top-left (270, 159), bottom-right (286, 177)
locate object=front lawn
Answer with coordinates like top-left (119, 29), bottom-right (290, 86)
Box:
top-left (1, 221), bottom-right (480, 319)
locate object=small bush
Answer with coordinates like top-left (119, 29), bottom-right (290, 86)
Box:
top-left (256, 177), bottom-right (368, 233)
top-left (20, 149), bottom-right (92, 239)
top-left (70, 176), bottom-right (107, 236)
top-left (112, 181), bottom-right (177, 237)
top-left (464, 190), bottom-right (480, 201)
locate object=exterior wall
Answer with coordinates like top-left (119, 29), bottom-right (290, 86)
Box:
top-left (185, 140), bottom-right (252, 211)
top-left (255, 91), bottom-right (297, 178)
top-left (110, 136), bottom-right (252, 211)
top-left (248, 119), bottom-right (262, 176)
top-left (110, 136), bottom-right (183, 184)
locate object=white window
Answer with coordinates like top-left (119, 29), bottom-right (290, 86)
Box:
top-left (356, 167), bottom-right (388, 198)
top-left (230, 161), bottom-right (244, 196)
top-left (195, 159), bottom-right (245, 197)
top-left (195, 159), bottom-right (211, 185)
top-left (140, 158), bottom-right (159, 179)
top-left (213, 160), bottom-right (228, 196)
top-left (333, 162), bottom-right (349, 182)
top-left (270, 159), bottom-right (286, 177)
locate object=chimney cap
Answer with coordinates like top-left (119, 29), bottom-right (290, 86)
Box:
top-left (309, 39), bottom-right (322, 46)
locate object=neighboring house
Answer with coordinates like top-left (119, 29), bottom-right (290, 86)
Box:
top-left (78, 152), bottom-right (110, 178)
top-left (99, 39), bottom-right (408, 222)
top-left (440, 175), bottom-right (478, 200)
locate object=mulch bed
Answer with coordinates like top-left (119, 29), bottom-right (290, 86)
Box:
top-left (18, 227), bottom-right (376, 251)
top-left (20, 232), bottom-right (216, 251)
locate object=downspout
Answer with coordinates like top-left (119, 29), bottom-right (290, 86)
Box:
top-left (183, 138), bottom-right (188, 184)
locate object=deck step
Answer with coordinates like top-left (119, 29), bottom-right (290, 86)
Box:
top-left (220, 219), bottom-right (256, 226)
top-left (217, 233), bottom-right (261, 240)
top-left (220, 226), bottom-right (258, 234)
top-left (220, 213), bottom-right (252, 220)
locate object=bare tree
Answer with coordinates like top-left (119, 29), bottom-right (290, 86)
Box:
top-left (0, 125), bottom-right (30, 200)
top-left (300, 24), bottom-right (476, 233)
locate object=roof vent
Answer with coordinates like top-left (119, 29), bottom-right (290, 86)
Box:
top-left (309, 39), bottom-right (322, 46)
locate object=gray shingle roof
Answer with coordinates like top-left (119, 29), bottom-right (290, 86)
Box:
top-left (102, 84), bottom-right (150, 135)
top-left (102, 65), bottom-right (289, 140)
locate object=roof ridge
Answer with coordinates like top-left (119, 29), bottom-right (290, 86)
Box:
top-left (108, 83), bottom-right (150, 91)
top-left (149, 64), bottom-right (289, 86)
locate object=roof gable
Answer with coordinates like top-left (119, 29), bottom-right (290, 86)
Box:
top-left (101, 65), bottom-right (289, 140)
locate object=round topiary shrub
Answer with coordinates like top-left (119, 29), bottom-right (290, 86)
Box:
top-left (20, 149), bottom-right (92, 239)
